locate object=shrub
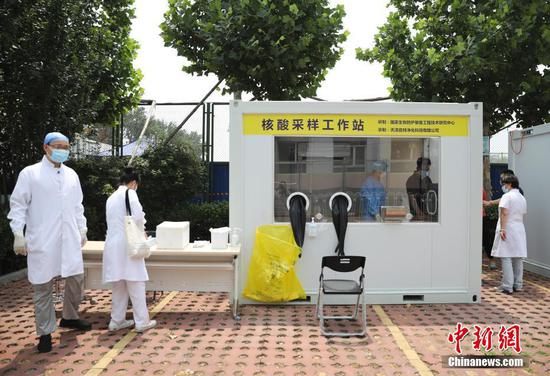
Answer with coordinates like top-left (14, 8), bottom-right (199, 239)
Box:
top-left (0, 213), bottom-right (26, 275)
top-left (1, 144), bottom-right (215, 275)
top-left (67, 156), bottom-right (127, 240)
top-left (485, 204), bottom-right (499, 221)
top-left (136, 143), bottom-right (206, 222)
top-left (175, 201), bottom-right (229, 242)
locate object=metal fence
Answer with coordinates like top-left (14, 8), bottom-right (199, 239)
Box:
top-left (489, 153), bottom-right (508, 164)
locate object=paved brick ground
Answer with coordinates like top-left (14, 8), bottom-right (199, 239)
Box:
top-left (0, 262), bottom-right (548, 376)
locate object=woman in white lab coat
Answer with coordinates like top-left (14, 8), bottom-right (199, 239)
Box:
top-left (103, 168), bottom-right (156, 332)
top-left (491, 174), bottom-right (527, 294)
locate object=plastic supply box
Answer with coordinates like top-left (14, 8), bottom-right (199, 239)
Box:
top-left (156, 221), bottom-right (190, 249)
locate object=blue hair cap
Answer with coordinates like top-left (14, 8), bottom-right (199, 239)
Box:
top-left (372, 160), bottom-right (387, 172)
top-left (44, 132), bottom-right (69, 145)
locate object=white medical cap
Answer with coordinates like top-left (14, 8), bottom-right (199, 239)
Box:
top-left (44, 132), bottom-right (69, 145)
top-left (372, 160), bottom-right (387, 172)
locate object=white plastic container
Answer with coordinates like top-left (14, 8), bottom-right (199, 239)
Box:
top-left (210, 227), bottom-right (230, 249)
top-left (156, 221), bottom-right (190, 249)
top-left (230, 227), bottom-right (242, 247)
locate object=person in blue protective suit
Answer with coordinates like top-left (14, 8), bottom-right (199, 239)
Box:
top-left (360, 161), bottom-right (387, 221)
top-left (7, 132), bottom-right (91, 353)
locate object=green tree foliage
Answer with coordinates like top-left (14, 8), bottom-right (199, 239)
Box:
top-left (67, 156), bottom-right (127, 241)
top-left (357, 0), bottom-right (549, 134)
top-left (123, 107), bottom-right (202, 157)
top-left (1, 145), bottom-right (213, 275)
top-left (66, 143), bottom-right (206, 240)
top-left (161, 0), bottom-right (348, 100)
top-left (135, 143), bottom-right (206, 223)
top-left (0, 0), bottom-right (143, 193)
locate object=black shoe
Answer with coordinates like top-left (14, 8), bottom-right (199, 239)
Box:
top-left (37, 334), bottom-right (52, 353)
top-left (513, 287), bottom-right (523, 292)
top-left (500, 289), bottom-right (513, 295)
top-left (59, 318), bottom-right (92, 331)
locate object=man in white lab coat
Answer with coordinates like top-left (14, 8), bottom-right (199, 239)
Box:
top-left (8, 132), bottom-right (91, 353)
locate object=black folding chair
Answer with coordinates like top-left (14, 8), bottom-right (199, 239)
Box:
top-left (316, 256), bottom-right (367, 337)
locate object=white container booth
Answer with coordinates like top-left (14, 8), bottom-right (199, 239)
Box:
top-left (508, 123), bottom-right (550, 278)
top-left (230, 101), bottom-right (483, 304)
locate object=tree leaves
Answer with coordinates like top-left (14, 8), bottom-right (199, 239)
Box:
top-left (160, 0), bottom-right (347, 100)
top-left (0, 0), bottom-right (142, 189)
top-left (357, 0), bottom-right (550, 134)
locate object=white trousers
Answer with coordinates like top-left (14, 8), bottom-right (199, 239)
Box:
top-left (111, 280), bottom-right (149, 327)
top-left (500, 257), bottom-right (523, 292)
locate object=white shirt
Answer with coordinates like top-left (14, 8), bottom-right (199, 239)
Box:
top-left (8, 156), bottom-right (87, 284)
top-left (491, 189), bottom-right (527, 258)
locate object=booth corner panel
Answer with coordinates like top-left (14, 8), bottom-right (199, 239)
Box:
top-left (508, 123), bottom-right (550, 278)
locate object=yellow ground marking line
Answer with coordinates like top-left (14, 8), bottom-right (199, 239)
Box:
top-left (373, 305), bottom-right (433, 376)
top-left (85, 291), bottom-right (178, 376)
top-left (523, 280), bottom-right (550, 294)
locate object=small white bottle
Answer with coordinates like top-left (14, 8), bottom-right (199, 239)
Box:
top-left (307, 217), bottom-right (318, 237)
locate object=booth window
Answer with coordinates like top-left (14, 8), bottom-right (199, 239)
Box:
top-left (274, 137), bottom-right (440, 223)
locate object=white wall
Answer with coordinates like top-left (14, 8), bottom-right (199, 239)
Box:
top-left (509, 124), bottom-right (550, 277)
top-left (230, 101), bottom-right (482, 304)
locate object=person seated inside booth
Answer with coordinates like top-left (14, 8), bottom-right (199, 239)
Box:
top-left (406, 157), bottom-right (435, 221)
top-left (360, 160), bottom-right (387, 221)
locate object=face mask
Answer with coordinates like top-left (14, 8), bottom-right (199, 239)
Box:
top-left (501, 185), bottom-right (510, 193)
top-left (50, 149), bottom-right (70, 163)
top-left (420, 170), bottom-right (430, 178)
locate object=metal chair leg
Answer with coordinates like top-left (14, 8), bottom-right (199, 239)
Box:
top-left (52, 277), bottom-right (64, 304)
top-left (361, 292), bottom-right (367, 334)
top-left (320, 295), bottom-right (360, 320)
top-left (318, 292), bottom-right (367, 337)
top-left (316, 281), bottom-right (322, 319)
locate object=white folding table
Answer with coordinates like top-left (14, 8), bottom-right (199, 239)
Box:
top-left (82, 241), bottom-right (241, 319)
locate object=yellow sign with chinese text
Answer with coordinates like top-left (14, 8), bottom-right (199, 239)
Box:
top-left (242, 114), bottom-right (469, 136)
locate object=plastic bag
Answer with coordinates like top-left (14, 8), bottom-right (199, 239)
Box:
top-left (124, 189), bottom-right (151, 259)
top-left (243, 225), bottom-right (306, 302)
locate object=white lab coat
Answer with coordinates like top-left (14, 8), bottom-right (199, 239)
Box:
top-left (491, 189), bottom-right (527, 258)
top-left (8, 156), bottom-right (87, 284)
top-left (102, 186), bottom-right (149, 283)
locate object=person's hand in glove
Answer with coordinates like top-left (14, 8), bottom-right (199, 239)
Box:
top-left (80, 227), bottom-right (88, 247)
top-left (13, 231), bottom-right (27, 256)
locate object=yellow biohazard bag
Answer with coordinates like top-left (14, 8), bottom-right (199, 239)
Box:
top-left (243, 225), bottom-right (306, 302)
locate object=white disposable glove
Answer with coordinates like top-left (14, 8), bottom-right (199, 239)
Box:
top-left (13, 231), bottom-right (27, 256)
top-left (80, 227), bottom-right (88, 247)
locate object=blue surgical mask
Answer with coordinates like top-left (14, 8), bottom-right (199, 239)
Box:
top-left (421, 170), bottom-right (430, 178)
top-left (501, 185), bottom-right (510, 193)
top-left (50, 149), bottom-right (70, 163)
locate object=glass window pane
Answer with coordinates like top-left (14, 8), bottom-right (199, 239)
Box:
top-left (274, 137), bottom-right (439, 223)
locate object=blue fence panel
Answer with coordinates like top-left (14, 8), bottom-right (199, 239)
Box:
top-left (211, 162), bottom-right (229, 201)
top-left (490, 163), bottom-right (508, 199)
